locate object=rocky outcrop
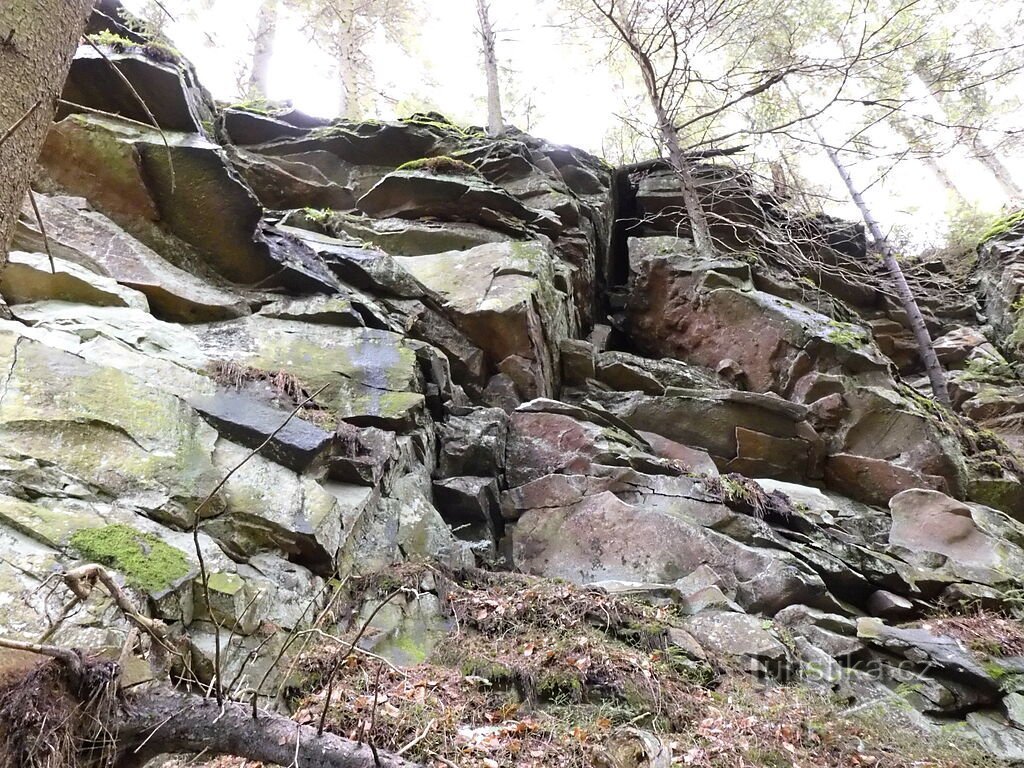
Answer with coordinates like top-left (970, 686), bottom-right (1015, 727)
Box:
top-left (4, 24), bottom-right (1024, 763)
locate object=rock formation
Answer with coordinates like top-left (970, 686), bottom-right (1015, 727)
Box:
top-left (4, 13), bottom-right (1024, 765)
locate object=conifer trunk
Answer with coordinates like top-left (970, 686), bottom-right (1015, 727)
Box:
top-left (0, 0), bottom-right (93, 266)
top-left (475, 0), bottom-right (504, 137)
top-left (248, 0), bottom-right (279, 99)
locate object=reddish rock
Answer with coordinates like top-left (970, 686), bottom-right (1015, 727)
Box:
top-left (825, 453), bottom-right (948, 507)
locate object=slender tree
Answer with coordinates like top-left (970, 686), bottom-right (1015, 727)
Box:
top-left (0, 0), bottom-right (94, 265)
top-left (821, 134), bottom-right (951, 404)
top-left (295, 0), bottom-right (416, 120)
top-left (475, 0), bottom-right (504, 137)
top-left (248, 0), bottom-right (280, 99)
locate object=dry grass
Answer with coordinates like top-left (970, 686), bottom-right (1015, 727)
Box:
top-left (210, 361), bottom-right (335, 428)
top-left (161, 567), bottom-right (1002, 768)
top-left (0, 657), bottom-right (120, 768)
top-left (924, 612), bottom-right (1024, 657)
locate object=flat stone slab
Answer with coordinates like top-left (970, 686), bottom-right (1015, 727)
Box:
top-left (192, 393), bottom-right (333, 473)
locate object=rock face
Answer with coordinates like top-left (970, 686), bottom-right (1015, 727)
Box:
top-left (4, 21), bottom-right (1024, 761)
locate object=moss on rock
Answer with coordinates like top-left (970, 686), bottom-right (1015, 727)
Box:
top-left (69, 523), bottom-right (190, 593)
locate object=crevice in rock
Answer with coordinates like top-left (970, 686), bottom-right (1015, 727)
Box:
top-left (609, 165), bottom-right (642, 295)
top-left (0, 337), bottom-right (23, 411)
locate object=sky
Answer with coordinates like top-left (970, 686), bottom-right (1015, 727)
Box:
top-left (123, 0), bottom-right (1024, 249)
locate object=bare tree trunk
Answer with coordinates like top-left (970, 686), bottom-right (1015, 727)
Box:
top-left (913, 70), bottom-right (1024, 201)
top-left (335, 0), bottom-right (362, 120)
top-left (890, 117), bottom-right (968, 204)
top-left (113, 688), bottom-right (422, 768)
top-left (0, 0), bottom-right (94, 266)
top-left (974, 142), bottom-right (1024, 200)
top-left (475, 0), bottom-right (504, 137)
top-left (602, 5), bottom-right (713, 255)
top-left (248, 0), bottom-right (279, 100)
top-left (821, 141), bottom-right (951, 405)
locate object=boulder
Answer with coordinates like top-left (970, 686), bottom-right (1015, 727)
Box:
top-left (0, 328), bottom-right (222, 527)
top-left (227, 147), bottom-right (355, 211)
top-left (627, 236), bottom-right (890, 397)
top-left (436, 407), bottom-right (508, 478)
top-left (396, 241), bottom-right (575, 397)
top-left (40, 114), bottom-right (338, 293)
top-left (976, 221), bottom-right (1024, 363)
top-left (683, 612), bottom-right (791, 676)
top-left (196, 317), bottom-right (426, 431)
top-left (311, 211), bottom-right (510, 256)
top-left (59, 43), bottom-right (213, 134)
top-left (219, 107), bottom-right (315, 145)
top-left (358, 168), bottom-right (562, 238)
top-left (24, 195), bottom-right (249, 322)
top-left (1, 251), bottom-right (149, 310)
top-left (512, 487), bottom-right (830, 615)
top-left (889, 489), bottom-right (1024, 586)
top-left (191, 393), bottom-right (334, 473)
top-left (202, 439), bottom-right (374, 574)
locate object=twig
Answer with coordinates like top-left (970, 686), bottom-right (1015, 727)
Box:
top-left (190, 384), bottom-right (328, 706)
top-left (317, 588), bottom-right (405, 736)
top-left (0, 99), bottom-right (42, 149)
top-left (62, 564), bottom-right (169, 642)
top-left (82, 35), bottom-right (176, 192)
top-left (426, 750), bottom-right (462, 768)
top-left (27, 189), bottom-right (55, 274)
top-left (397, 718), bottom-right (436, 756)
top-left (368, 661), bottom-right (384, 767)
top-left (0, 636), bottom-right (83, 679)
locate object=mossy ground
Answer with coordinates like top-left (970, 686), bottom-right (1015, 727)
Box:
top-left (192, 565), bottom-right (998, 768)
top-left (69, 524), bottom-right (189, 593)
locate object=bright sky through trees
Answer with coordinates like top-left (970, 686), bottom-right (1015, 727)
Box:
top-left (127, 0), bottom-right (1024, 249)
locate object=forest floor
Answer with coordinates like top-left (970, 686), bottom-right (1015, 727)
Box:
top-left (182, 564), bottom-right (999, 768)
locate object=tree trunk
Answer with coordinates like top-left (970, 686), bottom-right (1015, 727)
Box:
top-left (112, 688), bottom-right (422, 768)
top-left (335, 0), bottom-right (362, 120)
top-left (890, 117), bottom-right (968, 204)
top-left (475, 0), bottom-right (504, 137)
top-left (912, 70), bottom-right (1024, 201)
top-left (821, 141), bottom-right (951, 405)
top-left (973, 143), bottom-right (1023, 200)
top-left (248, 0), bottom-right (279, 100)
top-left (0, 0), bottom-right (94, 267)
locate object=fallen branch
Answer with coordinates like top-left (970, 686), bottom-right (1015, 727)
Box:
top-left (112, 689), bottom-right (423, 768)
top-left (0, 637), bottom-right (82, 679)
top-left (26, 189), bottom-right (55, 273)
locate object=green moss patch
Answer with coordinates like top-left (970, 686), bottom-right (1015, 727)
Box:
top-left (87, 30), bottom-right (182, 64)
top-left (69, 524), bottom-right (190, 593)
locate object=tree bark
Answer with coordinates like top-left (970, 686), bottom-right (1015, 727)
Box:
top-left (112, 689), bottom-right (422, 768)
top-left (335, 0), bottom-right (362, 120)
top-left (821, 141), bottom-right (951, 405)
top-left (248, 0), bottom-right (279, 100)
top-left (890, 117), bottom-right (968, 204)
top-left (475, 0), bottom-right (504, 137)
top-left (0, 0), bottom-right (94, 267)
